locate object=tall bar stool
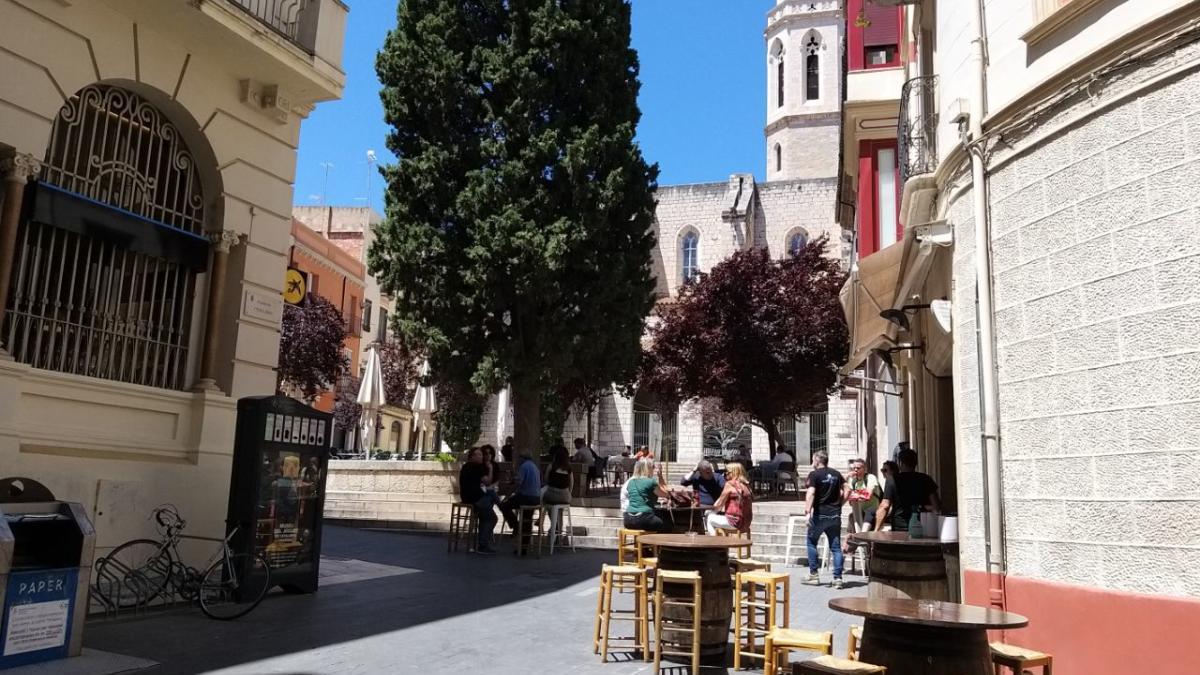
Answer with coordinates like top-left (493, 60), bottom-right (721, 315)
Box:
top-left (734, 569), bottom-right (791, 669)
top-left (764, 627), bottom-right (834, 674)
top-left (594, 564), bottom-right (650, 663)
top-left (792, 655), bottom-right (884, 674)
top-left (514, 504), bottom-right (545, 556)
top-left (990, 642), bottom-right (1053, 674)
top-left (618, 528), bottom-right (646, 565)
top-left (540, 504), bottom-right (575, 555)
top-left (653, 569), bottom-right (703, 675)
top-left (447, 502), bottom-right (476, 553)
top-left (846, 625), bottom-right (862, 660)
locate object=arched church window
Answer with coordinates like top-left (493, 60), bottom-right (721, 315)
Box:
top-left (6, 84), bottom-right (210, 389)
top-left (805, 33), bottom-right (822, 101)
top-left (771, 39), bottom-right (785, 108)
top-left (681, 230), bottom-right (699, 284)
top-left (775, 144), bottom-right (783, 172)
top-left (787, 229), bottom-right (809, 256)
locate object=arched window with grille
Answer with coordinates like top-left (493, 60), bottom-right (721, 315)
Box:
top-left (804, 31), bottom-right (822, 101)
top-left (680, 230), bottom-right (699, 284)
top-left (4, 84), bottom-right (211, 389)
top-left (770, 39), bottom-right (785, 108)
top-left (787, 229), bottom-right (809, 257)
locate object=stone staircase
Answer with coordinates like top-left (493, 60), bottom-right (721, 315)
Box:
top-left (324, 489), bottom-right (857, 568)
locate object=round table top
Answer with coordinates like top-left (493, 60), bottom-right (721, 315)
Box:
top-left (848, 530), bottom-right (948, 547)
top-left (639, 533), bottom-right (748, 549)
top-left (828, 597), bottom-right (1029, 630)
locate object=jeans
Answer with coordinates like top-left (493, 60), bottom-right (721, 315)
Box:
top-left (473, 494), bottom-right (498, 549)
top-left (807, 514), bottom-right (844, 578)
top-left (623, 511), bottom-right (670, 533)
top-left (500, 494), bottom-right (542, 544)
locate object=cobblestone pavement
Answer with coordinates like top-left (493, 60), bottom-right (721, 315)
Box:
top-left (82, 525), bottom-right (868, 675)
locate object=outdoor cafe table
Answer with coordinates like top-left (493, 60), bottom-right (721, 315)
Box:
top-left (638, 533), bottom-right (745, 665)
top-left (826, 597), bottom-right (1028, 675)
top-left (848, 530), bottom-right (956, 601)
top-left (653, 505), bottom-right (710, 534)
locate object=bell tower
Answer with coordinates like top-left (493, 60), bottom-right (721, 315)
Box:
top-left (764, 0), bottom-right (843, 181)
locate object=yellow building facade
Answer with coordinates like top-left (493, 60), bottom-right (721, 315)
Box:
top-left (0, 0), bottom-right (346, 561)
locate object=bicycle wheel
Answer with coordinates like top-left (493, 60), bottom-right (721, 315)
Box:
top-left (93, 539), bottom-right (172, 609)
top-left (198, 552), bottom-right (271, 620)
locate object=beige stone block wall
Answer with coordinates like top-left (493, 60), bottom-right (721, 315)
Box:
top-left (948, 51), bottom-right (1200, 599)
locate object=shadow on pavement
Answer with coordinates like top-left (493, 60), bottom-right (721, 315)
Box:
top-left (83, 525), bottom-right (612, 674)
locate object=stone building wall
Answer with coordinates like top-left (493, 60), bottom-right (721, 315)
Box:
top-left (948, 49), bottom-right (1200, 599)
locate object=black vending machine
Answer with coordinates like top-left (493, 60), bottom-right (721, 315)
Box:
top-left (227, 395), bottom-right (332, 593)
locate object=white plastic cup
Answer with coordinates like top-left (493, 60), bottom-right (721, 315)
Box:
top-left (940, 516), bottom-right (959, 543)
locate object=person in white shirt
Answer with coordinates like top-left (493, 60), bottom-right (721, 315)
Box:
top-left (572, 437), bottom-right (595, 467)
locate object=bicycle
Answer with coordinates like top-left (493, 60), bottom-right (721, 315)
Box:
top-left (92, 504), bottom-right (272, 620)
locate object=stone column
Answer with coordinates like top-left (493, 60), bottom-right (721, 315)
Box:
top-left (194, 230), bottom-right (243, 391)
top-left (0, 153), bottom-right (41, 356)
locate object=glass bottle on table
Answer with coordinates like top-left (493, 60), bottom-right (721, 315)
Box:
top-left (908, 509), bottom-right (924, 538)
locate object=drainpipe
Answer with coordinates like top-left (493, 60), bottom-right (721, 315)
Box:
top-left (966, 0), bottom-right (1007, 609)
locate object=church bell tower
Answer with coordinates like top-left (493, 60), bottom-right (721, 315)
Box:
top-left (764, 0), bottom-right (844, 181)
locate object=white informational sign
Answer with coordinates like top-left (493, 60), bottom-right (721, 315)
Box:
top-left (3, 600), bottom-right (69, 656)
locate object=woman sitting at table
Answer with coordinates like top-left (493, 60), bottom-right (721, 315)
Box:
top-left (622, 458), bottom-right (671, 533)
top-left (706, 463), bottom-right (753, 535)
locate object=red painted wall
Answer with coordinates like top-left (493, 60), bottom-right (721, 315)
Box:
top-left (856, 139), bottom-right (900, 258)
top-left (964, 570), bottom-right (1200, 675)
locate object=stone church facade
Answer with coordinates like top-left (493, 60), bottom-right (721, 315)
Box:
top-left (480, 0), bottom-right (858, 469)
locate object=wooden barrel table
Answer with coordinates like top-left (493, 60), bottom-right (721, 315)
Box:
top-left (849, 531), bottom-right (954, 601)
top-left (639, 534), bottom-right (742, 666)
top-left (829, 597), bottom-right (1028, 675)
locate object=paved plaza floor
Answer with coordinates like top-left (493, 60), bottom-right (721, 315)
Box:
top-left (77, 525), bottom-right (867, 675)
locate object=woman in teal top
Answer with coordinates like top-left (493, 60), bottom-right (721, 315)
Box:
top-left (622, 458), bottom-right (671, 533)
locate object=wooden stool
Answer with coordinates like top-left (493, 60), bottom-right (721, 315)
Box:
top-left (846, 625), bottom-right (862, 660)
top-left (991, 642), bottom-right (1053, 674)
top-left (734, 570), bottom-right (790, 669)
top-left (653, 569), bottom-right (703, 675)
top-left (716, 527), bottom-right (753, 559)
top-left (514, 504), bottom-right (544, 556)
top-left (793, 654), bottom-right (885, 674)
top-left (594, 564), bottom-right (650, 663)
top-left (540, 504), bottom-right (575, 555)
top-left (618, 528), bottom-right (646, 565)
top-left (763, 628), bottom-right (834, 674)
top-left (447, 502), bottom-right (476, 553)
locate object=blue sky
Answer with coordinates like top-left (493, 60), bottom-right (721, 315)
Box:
top-left (294, 0), bottom-right (776, 213)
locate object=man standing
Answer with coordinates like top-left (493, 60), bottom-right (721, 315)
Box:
top-left (875, 448), bottom-right (941, 531)
top-left (500, 449), bottom-right (543, 553)
top-left (803, 450), bottom-right (848, 588)
top-left (458, 448), bottom-right (498, 554)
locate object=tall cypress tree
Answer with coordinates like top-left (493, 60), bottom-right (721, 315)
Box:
top-left (373, 0), bottom-right (658, 452)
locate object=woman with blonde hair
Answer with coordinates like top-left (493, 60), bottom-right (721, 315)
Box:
top-left (622, 458), bottom-right (671, 533)
top-left (707, 462), bottom-right (753, 535)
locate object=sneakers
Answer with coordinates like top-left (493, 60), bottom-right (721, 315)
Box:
top-left (475, 546), bottom-right (497, 556)
top-left (833, 577), bottom-right (844, 590)
top-left (803, 573), bottom-right (821, 586)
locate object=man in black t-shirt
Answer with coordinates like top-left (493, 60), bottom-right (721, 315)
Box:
top-left (803, 450), bottom-right (848, 588)
top-left (876, 448), bottom-right (941, 531)
top-left (458, 448), bottom-right (498, 554)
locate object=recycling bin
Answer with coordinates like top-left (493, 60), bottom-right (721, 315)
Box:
top-left (0, 501), bottom-right (95, 670)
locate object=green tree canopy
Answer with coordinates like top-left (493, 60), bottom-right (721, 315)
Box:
top-left (373, 0), bottom-right (658, 453)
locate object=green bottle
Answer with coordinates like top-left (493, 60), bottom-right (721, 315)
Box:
top-left (908, 510), bottom-right (924, 538)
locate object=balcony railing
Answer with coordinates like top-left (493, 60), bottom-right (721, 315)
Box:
top-left (898, 75), bottom-right (938, 185)
top-left (230, 0), bottom-right (312, 50)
